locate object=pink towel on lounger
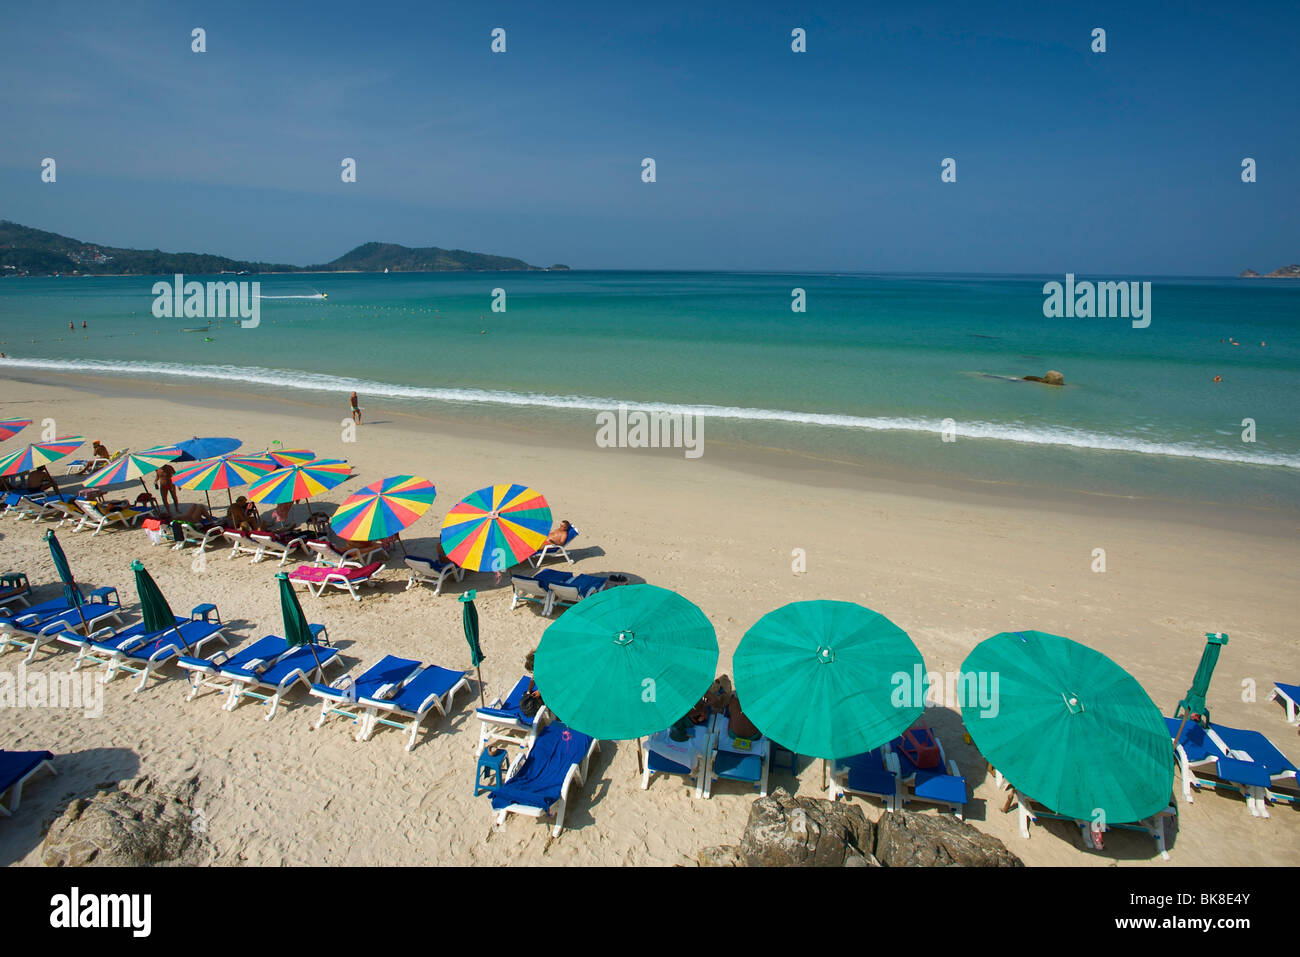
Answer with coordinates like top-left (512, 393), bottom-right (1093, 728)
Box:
top-left (289, 561), bottom-right (382, 584)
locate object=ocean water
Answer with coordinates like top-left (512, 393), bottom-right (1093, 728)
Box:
top-left (1, 272), bottom-right (1297, 506)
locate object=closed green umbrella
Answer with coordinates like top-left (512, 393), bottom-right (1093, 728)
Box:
top-left (44, 530), bottom-right (86, 630)
top-left (129, 559), bottom-right (192, 653)
top-left (276, 572), bottom-right (323, 672)
top-left (534, 584), bottom-right (718, 754)
top-left (1171, 632), bottom-right (1229, 744)
top-left (459, 589), bottom-right (485, 705)
top-left (960, 630), bottom-right (1173, 824)
top-left (734, 600), bottom-right (927, 761)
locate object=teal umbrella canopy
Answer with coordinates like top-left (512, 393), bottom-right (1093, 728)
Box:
top-left (960, 630), bottom-right (1174, 824)
top-left (533, 584), bottom-right (718, 740)
top-left (734, 600), bottom-right (927, 760)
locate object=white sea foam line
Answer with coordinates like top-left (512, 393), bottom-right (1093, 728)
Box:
top-left (6, 356), bottom-right (1298, 469)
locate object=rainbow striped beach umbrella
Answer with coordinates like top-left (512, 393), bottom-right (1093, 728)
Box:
top-left (246, 460), bottom-right (353, 505)
top-left (0, 435), bottom-right (84, 476)
top-left (268, 448), bottom-right (316, 467)
top-left (330, 475), bottom-right (435, 542)
top-left (440, 484), bottom-right (551, 572)
top-left (82, 445), bottom-right (184, 490)
top-left (173, 454), bottom-right (271, 507)
top-left (0, 418), bottom-right (33, 443)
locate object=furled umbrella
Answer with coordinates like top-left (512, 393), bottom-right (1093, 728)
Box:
top-left (0, 418), bottom-right (33, 442)
top-left (82, 444), bottom-right (184, 499)
top-left (733, 600), bottom-right (929, 761)
top-left (245, 459), bottom-right (353, 524)
top-left (1171, 632), bottom-right (1230, 745)
top-left (330, 474), bottom-right (435, 554)
top-left (44, 529), bottom-right (87, 631)
top-left (959, 630), bottom-right (1173, 825)
top-left (276, 571), bottom-right (324, 673)
top-left (533, 584), bottom-right (719, 772)
top-left (130, 559), bottom-right (193, 654)
top-left (0, 435), bottom-right (84, 495)
top-left (439, 484), bottom-right (551, 572)
top-left (459, 589), bottom-right (486, 706)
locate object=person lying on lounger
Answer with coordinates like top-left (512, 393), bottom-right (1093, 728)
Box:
top-left (546, 520), bottom-right (573, 547)
top-left (227, 496), bottom-right (263, 532)
top-left (170, 503), bottom-right (212, 524)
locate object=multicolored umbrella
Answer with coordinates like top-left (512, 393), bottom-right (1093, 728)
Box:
top-left (439, 484), bottom-right (551, 572)
top-left (0, 435), bottom-right (84, 476)
top-left (330, 475), bottom-right (435, 541)
top-left (82, 445), bottom-right (184, 494)
top-left (534, 584), bottom-right (719, 744)
top-left (0, 418), bottom-right (33, 443)
top-left (960, 630), bottom-right (1173, 824)
top-left (173, 456), bottom-right (267, 492)
top-left (245, 460), bottom-right (353, 505)
top-left (734, 601), bottom-right (928, 760)
top-left (268, 448), bottom-right (316, 467)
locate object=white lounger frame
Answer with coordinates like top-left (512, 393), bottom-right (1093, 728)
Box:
top-left (404, 556), bottom-right (464, 596)
top-left (358, 672), bottom-right (472, 751)
top-left (220, 653), bottom-right (343, 720)
top-left (0, 755), bottom-right (56, 817)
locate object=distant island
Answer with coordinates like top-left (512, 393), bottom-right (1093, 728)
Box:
top-left (1239, 264), bottom-right (1300, 278)
top-left (0, 219), bottom-right (558, 277)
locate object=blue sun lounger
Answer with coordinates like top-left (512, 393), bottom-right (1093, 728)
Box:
top-left (357, 665), bottom-right (471, 751)
top-left (1167, 716), bottom-right (1298, 817)
top-left (703, 715), bottom-right (770, 797)
top-left (476, 675), bottom-right (551, 754)
top-left (829, 748), bottom-right (900, 811)
top-left (219, 640), bottom-right (342, 720)
top-left (178, 634), bottom-right (295, 702)
top-left (66, 605), bottom-right (228, 692)
top-left (0, 586), bottom-right (124, 663)
top-left (310, 654), bottom-right (422, 732)
top-left (0, 749), bottom-right (55, 816)
top-left (530, 524), bottom-right (579, 566)
top-left (888, 727), bottom-right (967, 818)
top-left (642, 724), bottom-right (713, 798)
top-left (1268, 682), bottom-right (1300, 725)
top-left (488, 722), bottom-right (601, 837)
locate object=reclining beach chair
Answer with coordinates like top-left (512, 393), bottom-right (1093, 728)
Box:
top-left (0, 586), bottom-right (125, 664)
top-left (1004, 785), bottom-right (1177, 860)
top-left (509, 575), bottom-right (553, 615)
top-left (307, 537), bottom-right (389, 569)
top-left (642, 725), bottom-right (713, 798)
top-left (887, 725), bottom-right (967, 817)
top-left (703, 715), bottom-right (770, 798)
top-left (287, 561), bottom-right (384, 601)
top-left (178, 634), bottom-right (301, 702)
top-left (488, 722), bottom-right (601, 837)
top-left (0, 750), bottom-right (55, 817)
top-left (540, 571), bottom-right (608, 616)
top-left (66, 604), bottom-right (227, 692)
top-left (222, 528), bottom-right (262, 560)
top-left (476, 675), bottom-right (551, 755)
top-left (44, 498), bottom-right (87, 528)
top-left (172, 522), bottom-right (224, 553)
top-left (310, 654), bottom-right (422, 733)
top-left (217, 640), bottom-right (342, 720)
top-left (357, 665), bottom-right (472, 751)
top-left (530, 524), bottom-right (579, 566)
top-left (0, 572), bottom-right (32, 610)
top-left (249, 531), bottom-right (307, 566)
top-left (403, 555), bottom-right (464, 596)
top-left (1268, 682), bottom-right (1300, 725)
top-left (828, 748), bottom-right (900, 811)
top-left (74, 499), bottom-right (148, 536)
top-left (11, 494), bottom-right (71, 523)
top-left (1166, 716), bottom-right (1298, 817)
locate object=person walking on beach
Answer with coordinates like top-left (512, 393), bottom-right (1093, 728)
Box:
top-left (349, 392), bottom-right (362, 426)
top-left (154, 463), bottom-right (180, 513)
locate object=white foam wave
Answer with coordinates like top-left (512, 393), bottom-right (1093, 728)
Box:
top-left (5, 356), bottom-right (1298, 469)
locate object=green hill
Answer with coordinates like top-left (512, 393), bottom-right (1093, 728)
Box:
top-left (314, 241), bottom-right (538, 272)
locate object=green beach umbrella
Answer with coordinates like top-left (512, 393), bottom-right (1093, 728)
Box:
top-left (1171, 632), bottom-right (1229, 742)
top-left (960, 630), bottom-right (1173, 824)
top-left (733, 600), bottom-right (928, 761)
top-left (533, 584), bottom-right (719, 754)
top-left (459, 590), bottom-right (486, 705)
top-left (44, 529), bottom-right (86, 630)
top-left (276, 572), bottom-right (323, 672)
top-left (129, 559), bottom-right (192, 653)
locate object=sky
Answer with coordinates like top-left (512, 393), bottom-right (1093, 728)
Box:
top-left (0, 1), bottom-right (1296, 274)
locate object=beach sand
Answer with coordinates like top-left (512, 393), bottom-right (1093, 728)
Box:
top-left (2, 372), bottom-right (1298, 867)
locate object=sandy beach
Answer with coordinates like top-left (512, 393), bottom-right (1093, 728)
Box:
top-left (2, 371), bottom-right (1298, 867)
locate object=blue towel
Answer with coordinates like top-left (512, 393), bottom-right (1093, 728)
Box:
top-left (489, 722), bottom-right (593, 811)
top-left (841, 750), bottom-right (896, 796)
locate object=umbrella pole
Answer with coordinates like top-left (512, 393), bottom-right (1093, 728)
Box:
top-left (474, 664), bottom-right (486, 706)
top-left (637, 737), bottom-right (644, 775)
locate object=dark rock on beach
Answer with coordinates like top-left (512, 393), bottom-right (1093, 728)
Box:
top-left (697, 787), bottom-right (1022, 867)
top-left (41, 775), bottom-right (208, 866)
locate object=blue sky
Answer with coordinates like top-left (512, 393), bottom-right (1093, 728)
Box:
top-left (1, 1), bottom-right (1295, 273)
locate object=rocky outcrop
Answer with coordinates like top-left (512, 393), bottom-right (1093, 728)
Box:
top-left (1023, 370), bottom-right (1065, 386)
top-left (1239, 269), bottom-right (1260, 278)
top-left (41, 775), bottom-right (208, 867)
top-left (698, 787), bottom-right (1021, 867)
top-left (1240, 265), bottom-right (1300, 278)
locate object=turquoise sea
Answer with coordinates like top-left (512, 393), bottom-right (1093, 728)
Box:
top-left (1, 272), bottom-right (1297, 507)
